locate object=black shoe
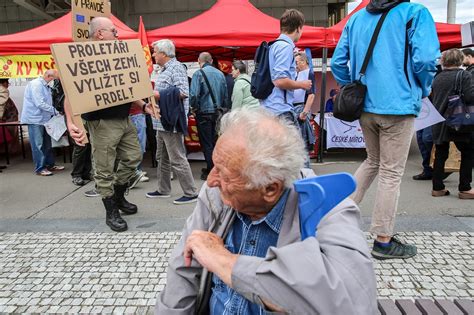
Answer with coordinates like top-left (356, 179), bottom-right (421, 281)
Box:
top-left (102, 197), bottom-right (128, 232)
top-left (114, 184), bottom-right (137, 215)
top-left (72, 177), bottom-right (86, 186)
top-left (82, 174), bottom-right (94, 181)
top-left (412, 172), bottom-right (432, 180)
top-left (371, 236), bottom-right (417, 260)
top-left (0, 165), bottom-right (7, 170)
top-left (200, 173), bottom-right (208, 181)
top-left (201, 168), bottom-right (210, 175)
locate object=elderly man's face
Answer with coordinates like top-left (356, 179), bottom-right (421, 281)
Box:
top-left (207, 134), bottom-right (269, 219)
top-left (295, 56), bottom-right (306, 72)
top-left (97, 19), bottom-right (118, 41)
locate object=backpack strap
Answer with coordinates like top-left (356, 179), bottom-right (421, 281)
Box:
top-left (200, 69), bottom-right (218, 112)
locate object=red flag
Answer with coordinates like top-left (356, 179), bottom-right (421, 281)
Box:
top-left (138, 16), bottom-right (153, 74)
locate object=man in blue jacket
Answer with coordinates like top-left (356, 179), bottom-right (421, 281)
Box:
top-left (332, 0), bottom-right (440, 260)
top-left (190, 52), bottom-right (230, 180)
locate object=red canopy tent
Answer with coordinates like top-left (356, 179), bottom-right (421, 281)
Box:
top-left (0, 12), bottom-right (138, 56)
top-left (146, 0), bottom-right (327, 61)
top-left (324, 0), bottom-right (462, 52)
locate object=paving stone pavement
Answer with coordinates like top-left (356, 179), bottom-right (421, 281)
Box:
top-left (0, 232), bottom-right (472, 313)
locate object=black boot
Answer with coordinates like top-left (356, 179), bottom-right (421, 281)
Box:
top-left (102, 197), bottom-right (128, 232)
top-left (114, 184), bottom-right (137, 215)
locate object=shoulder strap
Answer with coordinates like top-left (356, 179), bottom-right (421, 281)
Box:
top-left (238, 78), bottom-right (251, 85)
top-left (359, 11), bottom-right (390, 78)
top-left (454, 70), bottom-right (464, 95)
top-left (199, 69), bottom-right (218, 110)
top-left (195, 207), bottom-right (236, 315)
top-left (403, 19), bottom-right (413, 87)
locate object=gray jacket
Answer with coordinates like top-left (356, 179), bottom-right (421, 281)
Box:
top-left (156, 173), bottom-right (377, 315)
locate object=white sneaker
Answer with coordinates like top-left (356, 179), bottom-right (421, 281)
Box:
top-left (139, 175), bottom-right (149, 182)
top-left (128, 170), bottom-right (145, 189)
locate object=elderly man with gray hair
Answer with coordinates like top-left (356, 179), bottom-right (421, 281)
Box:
top-left (156, 108), bottom-right (377, 314)
top-left (20, 69), bottom-right (65, 176)
top-left (146, 39), bottom-right (199, 204)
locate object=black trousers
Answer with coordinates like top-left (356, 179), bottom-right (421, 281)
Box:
top-left (71, 142), bottom-right (92, 179)
top-left (433, 140), bottom-right (473, 192)
top-left (195, 113), bottom-right (218, 171)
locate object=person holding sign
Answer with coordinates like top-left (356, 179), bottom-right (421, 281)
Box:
top-left (65, 17), bottom-right (157, 232)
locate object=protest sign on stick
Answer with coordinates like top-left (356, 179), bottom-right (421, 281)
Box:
top-left (72, 0), bottom-right (111, 42)
top-left (51, 39), bottom-right (156, 117)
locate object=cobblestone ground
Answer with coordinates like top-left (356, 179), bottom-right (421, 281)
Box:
top-left (0, 232), bottom-right (472, 313)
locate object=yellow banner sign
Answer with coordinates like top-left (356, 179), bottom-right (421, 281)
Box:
top-left (0, 55), bottom-right (56, 79)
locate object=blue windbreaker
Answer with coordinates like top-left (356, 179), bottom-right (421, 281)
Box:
top-left (331, 3), bottom-right (440, 116)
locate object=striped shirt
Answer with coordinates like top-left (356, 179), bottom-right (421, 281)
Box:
top-left (152, 58), bottom-right (189, 132)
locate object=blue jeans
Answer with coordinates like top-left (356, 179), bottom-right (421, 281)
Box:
top-left (416, 127), bottom-right (433, 175)
top-left (130, 113), bottom-right (147, 153)
top-left (28, 124), bottom-right (55, 173)
top-left (195, 113), bottom-right (218, 171)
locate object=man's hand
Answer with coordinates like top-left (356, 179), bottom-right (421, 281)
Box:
top-left (298, 111), bottom-right (309, 121)
top-left (68, 121), bottom-right (86, 146)
top-left (144, 102), bottom-right (160, 120)
top-left (153, 90), bottom-right (160, 101)
top-left (184, 230), bottom-right (238, 287)
top-left (299, 80), bottom-right (312, 91)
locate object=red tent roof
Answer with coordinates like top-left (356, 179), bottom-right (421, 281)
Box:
top-left (0, 13), bottom-right (138, 56)
top-left (325, 0), bottom-right (461, 51)
top-left (146, 0), bottom-right (326, 61)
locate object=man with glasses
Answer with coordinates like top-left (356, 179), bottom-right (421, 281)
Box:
top-left (65, 17), bottom-right (156, 232)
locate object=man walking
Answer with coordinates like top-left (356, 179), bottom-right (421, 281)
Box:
top-left (332, 0), bottom-right (440, 259)
top-left (190, 52), bottom-right (229, 180)
top-left (146, 39), bottom-right (199, 204)
top-left (65, 17), bottom-right (156, 232)
top-left (262, 9), bottom-right (312, 123)
top-left (21, 69), bottom-right (64, 176)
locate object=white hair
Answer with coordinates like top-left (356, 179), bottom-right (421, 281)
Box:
top-left (219, 108), bottom-right (306, 189)
top-left (152, 39), bottom-right (176, 58)
top-left (89, 17), bottom-right (103, 37)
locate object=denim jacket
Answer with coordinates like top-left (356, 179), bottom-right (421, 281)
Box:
top-left (190, 63), bottom-right (229, 114)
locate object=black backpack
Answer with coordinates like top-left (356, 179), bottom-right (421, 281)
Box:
top-left (250, 39), bottom-right (285, 100)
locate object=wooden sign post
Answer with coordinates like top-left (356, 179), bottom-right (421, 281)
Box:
top-left (72, 0), bottom-right (111, 42)
top-left (51, 39), bottom-right (158, 123)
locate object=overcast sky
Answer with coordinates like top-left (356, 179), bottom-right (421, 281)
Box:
top-left (348, 0), bottom-right (473, 24)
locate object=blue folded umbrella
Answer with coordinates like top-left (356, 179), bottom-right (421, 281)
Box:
top-left (294, 172), bottom-right (356, 240)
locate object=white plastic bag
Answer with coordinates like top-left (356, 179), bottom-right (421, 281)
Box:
top-left (44, 114), bottom-right (67, 141)
top-left (51, 134), bottom-right (69, 148)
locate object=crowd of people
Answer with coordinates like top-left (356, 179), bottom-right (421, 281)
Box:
top-left (1, 1), bottom-right (472, 313)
